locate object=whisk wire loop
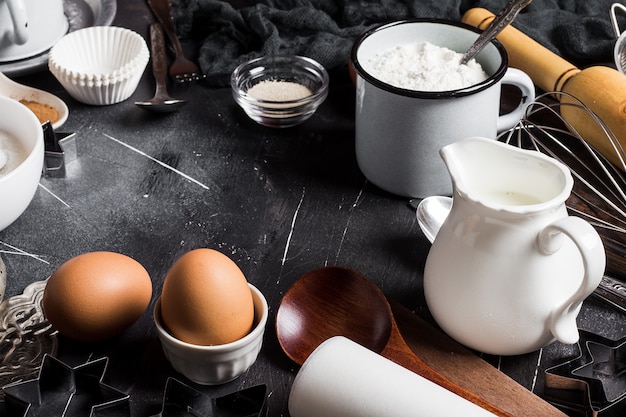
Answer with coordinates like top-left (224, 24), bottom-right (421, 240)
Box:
top-left (500, 92), bottom-right (626, 232)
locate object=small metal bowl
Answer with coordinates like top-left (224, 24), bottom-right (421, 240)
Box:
top-left (231, 55), bottom-right (329, 128)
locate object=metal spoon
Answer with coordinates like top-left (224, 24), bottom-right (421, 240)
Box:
top-left (275, 266), bottom-right (509, 416)
top-left (460, 0), bottom-right (533, 65)
top-left (416, 196), bottom-right (452, 243)
top-left (135, 23), bottom-right (186, 113)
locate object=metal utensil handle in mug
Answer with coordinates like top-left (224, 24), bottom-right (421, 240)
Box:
top-left (537, 216), bottom-right (606, 345)
top-left (496, 68), bottom-right (535, 132)
top-left (5, 0), bottom-right (29, 45)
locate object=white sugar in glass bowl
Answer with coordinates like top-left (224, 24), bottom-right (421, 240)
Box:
top-left (231, 55), bottom-right (329, 128)
top-left (49, 26), bottom-right (149, 106)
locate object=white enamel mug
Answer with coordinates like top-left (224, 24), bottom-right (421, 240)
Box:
top-left (351, 19), bottom-right (536, 198)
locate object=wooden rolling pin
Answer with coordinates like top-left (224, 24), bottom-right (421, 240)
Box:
top-left (463, 7), bottom-right (626, 169)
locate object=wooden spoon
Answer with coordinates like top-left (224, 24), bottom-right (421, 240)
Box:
top-left (276, 266), bottom-right (512, 417)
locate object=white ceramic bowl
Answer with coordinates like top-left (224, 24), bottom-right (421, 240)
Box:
top-left (231, 55), bottom-right (329, 128)
top-left (0, 96), bottom-right (44, 231)
top-left (154, 284), bottom-right (268, 385)
top-left (0, 72), bottom-right (69, 130)
top-left (48, 26), bottom-right (149, 106)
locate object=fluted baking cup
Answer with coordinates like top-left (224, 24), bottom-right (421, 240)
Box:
top-left (49, 26), bottom-right (149, 105)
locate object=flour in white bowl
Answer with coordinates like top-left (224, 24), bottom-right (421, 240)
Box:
top-left (0, 130), bottom-right (28, 177)
top-left (367, 41), bottom-right (489, 91)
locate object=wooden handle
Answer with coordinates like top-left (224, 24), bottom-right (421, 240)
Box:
top-left (149, 23), bottom-right (169, 92)
top-left (382, 319), bottom-right (516, 417)
top-left (463, 7), bottom-right (626, 170)
top-left (462, 8), bottom-right (580, 92)
top-left (147, 0), bottom-right (185, 54)
top-left (559, 66), bottom-right (626, 169)
top-left (390, 300), bottom-right (569, 417)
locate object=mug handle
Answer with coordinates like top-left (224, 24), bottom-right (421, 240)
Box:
top-left (6, 0), bottom-right (29, 45)
top-left (496, 68), bottom-right (535, 132)
top-left (537, 216), bottom-right (606, 344)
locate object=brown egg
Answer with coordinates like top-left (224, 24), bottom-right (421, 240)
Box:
top-left (160, 248), bottom-right (254, 346)
top-left (43, 251), bottom-right (152, 342)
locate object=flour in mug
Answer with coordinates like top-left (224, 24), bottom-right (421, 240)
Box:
top-left (0, 130), bottom-right (28, 177)
top-left (367, 41), bottom-right (489, 91)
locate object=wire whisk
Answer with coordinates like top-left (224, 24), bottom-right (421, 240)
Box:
top-left (500, 92), bottom-right (626, 309)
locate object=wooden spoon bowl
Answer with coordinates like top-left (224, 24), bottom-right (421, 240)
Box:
top-left (276, 267), bottom-right (391, 364)
top-left (276, 266), bottom-right (512, 417)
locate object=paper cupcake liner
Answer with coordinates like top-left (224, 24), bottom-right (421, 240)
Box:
top-left (49, 26), bottom-right (149, 105)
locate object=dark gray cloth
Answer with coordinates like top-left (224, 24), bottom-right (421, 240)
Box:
top-left (169, 0), bottom-right (626, 86)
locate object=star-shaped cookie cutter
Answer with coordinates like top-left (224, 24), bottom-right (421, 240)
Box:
top-left (0, 354), bottom-right (130, 417)
top-left (151, 377), bottom-right (267, 417)
top-left (544, 329), bottom-right (626, 416)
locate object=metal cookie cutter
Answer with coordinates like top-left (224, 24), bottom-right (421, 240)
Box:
top-left (42, 122), bottom-right (77, 178)
top-left (0, 280), bottom-right (57, 398)
top-left (151, 378), bottom-right (267, 417)
top-left (0, 355), bottom-right (130, 417)
top-left (594, 276), bottom-right (626, 314)
top-left (544, 329), bottom-right (626, 416)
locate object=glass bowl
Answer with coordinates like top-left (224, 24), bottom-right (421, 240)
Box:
top-left (231, 55), bottom-right (329, 128)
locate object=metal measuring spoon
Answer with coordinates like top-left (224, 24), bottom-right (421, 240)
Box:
top-left (460, 0), bottom-right (533, 65)
top-left (135, 23), bottom-right (186, 113)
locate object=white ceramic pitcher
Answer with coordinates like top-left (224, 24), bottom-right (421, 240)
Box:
top-left (423, 137), bottom-right (606, 356)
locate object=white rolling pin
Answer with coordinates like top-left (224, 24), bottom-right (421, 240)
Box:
top-left (288, 336), bottom-right (496, 417)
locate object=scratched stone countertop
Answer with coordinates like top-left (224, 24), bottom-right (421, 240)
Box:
top-left (0, 13), bottom-right (431, 414)
top-left (1, 1), bottom-right (626, 416)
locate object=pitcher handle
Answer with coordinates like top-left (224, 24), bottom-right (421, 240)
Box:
top-left (496, 68), bottom-right (535, 132)
top-left (6, 0), bottom-right (29, 45)
top-left (537, 216), bottom-right (606, 344)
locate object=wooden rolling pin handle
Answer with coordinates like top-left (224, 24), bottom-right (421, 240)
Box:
top-left (463, 8), bottom-right (626, 176)
top-left (462, 7), bottom-right (581, 93)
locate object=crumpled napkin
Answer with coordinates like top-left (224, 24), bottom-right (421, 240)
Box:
top-left (169, 0), bottom-right (621, 86)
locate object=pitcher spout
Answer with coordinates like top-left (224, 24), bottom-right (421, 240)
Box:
top-left (439, 137), bottom-right (573, 212)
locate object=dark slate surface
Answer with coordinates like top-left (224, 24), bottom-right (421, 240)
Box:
top-left (2, 1), bottom-right (626, 416)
